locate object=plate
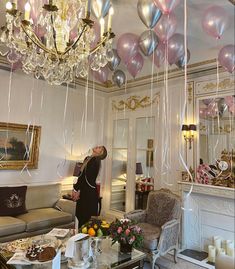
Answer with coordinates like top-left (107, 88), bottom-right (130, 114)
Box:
top-left (47, 228), bottom-right (70, 238)
top-left (1, 238), bottom-right (31, 253)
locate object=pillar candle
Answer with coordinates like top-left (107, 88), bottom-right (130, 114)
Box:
top-left (213, 236), bottom-right (222, 253)
top-left (217, 248), bottom-right (226, 255)
top-left (208, 245), bottom-right (216, 263)
top-left (227, 242), bottom-right (234, 257)
top-left (225, 240), bottom-right (233, 255)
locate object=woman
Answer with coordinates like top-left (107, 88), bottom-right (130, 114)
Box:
top-left (72, 146), bottom-right (107, 227)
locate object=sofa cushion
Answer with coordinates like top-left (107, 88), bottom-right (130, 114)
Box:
top-left (0, 186), bottom-right (28, 216)
top-left (0, 216), bottom-right (26, 236)
top-left (17, 208), bottom-right (72, 232)
top-left (26, 184), bottom-right (61, 210)
top-left (138, 222), bottom-right (161, 251)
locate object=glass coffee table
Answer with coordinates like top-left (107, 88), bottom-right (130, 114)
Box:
top-left (0, 237), bottom-right (146, 269)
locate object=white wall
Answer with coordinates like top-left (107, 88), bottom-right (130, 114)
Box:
top-left (0, 69), bottom-right (107, 187)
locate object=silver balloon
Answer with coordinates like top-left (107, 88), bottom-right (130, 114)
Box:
top-left (112, 69), bottom-right (126, 88)
top-left (91, 0), bottom-right (111, 19)
top-left (218, 98), bottom-right (228, 117)
top-left (108, 49), bottom-right (121, 71)
top-left (139, 30), bottom-right (159, 56)
top-left (137, 0), bottom-right (162, 29)
top-left (175, 49), bottom-right (191, 68)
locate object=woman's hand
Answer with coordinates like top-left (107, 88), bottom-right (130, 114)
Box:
top-left (72, 190), bottom-right (80, 201)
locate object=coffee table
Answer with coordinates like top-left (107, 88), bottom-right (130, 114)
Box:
top-left (0, 237), bottom-right (146, 269)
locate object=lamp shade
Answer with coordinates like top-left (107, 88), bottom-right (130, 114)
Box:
top-left (189, 124), bottom-right (197, 131)
top-left (136, 162), bottom-right (143, 175)
top-left (73, 162), bottom-right (83, 177)
top-left (182, 124), bottom-right (189, 131)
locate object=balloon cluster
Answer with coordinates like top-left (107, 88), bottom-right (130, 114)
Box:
top-left (199, 96), bottom-right (235, 119)
top-left (202, 5), bottom-right (234, 73)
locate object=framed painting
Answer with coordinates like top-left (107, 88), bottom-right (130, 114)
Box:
top-left (0, 122), bottom-right (41, 170)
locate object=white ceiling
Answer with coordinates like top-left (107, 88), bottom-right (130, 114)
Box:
top-left (0, 0), bottom-right (234, 81)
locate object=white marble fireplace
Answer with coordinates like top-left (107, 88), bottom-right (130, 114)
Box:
top-left (179, 182), bottom-right (235, 252)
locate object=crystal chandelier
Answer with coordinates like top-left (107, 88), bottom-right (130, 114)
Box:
top-left (0, 0), bottom-right (115, 85)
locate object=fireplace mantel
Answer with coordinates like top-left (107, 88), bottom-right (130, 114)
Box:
top-left (178, 181), bottom-right (235, 251)
top-left (178, 181), bottom-right (235, 200)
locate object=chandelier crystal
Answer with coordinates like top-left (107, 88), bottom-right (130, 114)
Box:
top-left (0, 0), bottom-right (115, 85)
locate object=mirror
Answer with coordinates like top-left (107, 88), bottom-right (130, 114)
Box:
top-left (198, 94), bottom-right (235, 187)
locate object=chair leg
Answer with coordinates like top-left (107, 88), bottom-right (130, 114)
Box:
top-left (174, 248), bottom-right (178, 263)
top-left (151, 255), bottom-right (158, 269)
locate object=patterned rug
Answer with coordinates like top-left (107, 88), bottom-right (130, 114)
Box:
top-left (144, 255), bottom-right (207, 269)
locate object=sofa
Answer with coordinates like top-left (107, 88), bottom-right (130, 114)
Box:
top-left (0, 183), bottom-right (76, 243)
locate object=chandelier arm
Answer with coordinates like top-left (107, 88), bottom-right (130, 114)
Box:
top-left (61, 24), bottom-right (87, 56)
top-left (50, 13), bottom-right (59, 56)
top-left (89, 36), bottom-right (109, 55)
top-left (21, 23), bottom-right (57, 56)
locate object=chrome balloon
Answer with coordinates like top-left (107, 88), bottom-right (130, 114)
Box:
top-left (108, 49), bottom-right (121, 71)
top-left (137, 0), bottom-right (162, 29)
top-left (175, 49), bottom-right (190, 68)
top-left (112, 69), bottom-right (126, 88)
top-left (91, 0), bottom-right (111, 19)
top-left (139, 30), bottom-right (159, 56)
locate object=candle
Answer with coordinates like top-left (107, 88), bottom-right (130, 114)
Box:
top-left (213, 236), bottom-right (222, 251)
top-left (217, 248), bottom-right (226, 255)
top-left (208, 245), bottom-right (216, 263)
top-left (100, 17), bottom-right (104, 39)
top-left (225, 240), bottom-right (233, 255)
top-left (12, 0), bottom-right (17, 9)
top-left (24, 2), bottom-right (31, 21)
top-left (222, 240), bottom-right (227, 251)
top-left (107, 6), bottom-right (114, 31)
top-left (226, 241), bottom-right (234, 257)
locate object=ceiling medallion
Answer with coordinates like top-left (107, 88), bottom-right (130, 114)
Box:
top-left (0, 0), bottom-right (115, 85)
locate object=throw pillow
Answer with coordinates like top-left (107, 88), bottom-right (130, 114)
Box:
top-left (0, 186), bottom-right (28, 216)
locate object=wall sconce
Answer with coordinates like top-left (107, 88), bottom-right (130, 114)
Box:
top-left (182, 124), bottom-right (197, 149)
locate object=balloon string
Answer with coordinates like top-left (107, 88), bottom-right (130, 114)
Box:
top-left (123, 79), bottom-right (127, 119)
top-left (150, 50), bottom-right (154, 117)
top-left (84, 70), bottom-right (89, 135)
top-left (92, 75), bottom-right (95, 121)
top-left (63, 84), bottom-right (69, 146)
top-left (180, 0), bottom-right (194, 211)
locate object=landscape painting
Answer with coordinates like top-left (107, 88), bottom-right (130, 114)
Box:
top-left (0, 122), bottom-right (41, 170)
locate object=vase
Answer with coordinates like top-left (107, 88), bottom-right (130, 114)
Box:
top-left (119, 242), bottom-right (133, 254)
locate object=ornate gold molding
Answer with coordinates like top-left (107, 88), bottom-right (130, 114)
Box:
top-left (202, 78), bottom-right (235, 92)
top-left (187, 82), bottom-right (194, 104)
top-left (112, 93), bottom-right (160, 112)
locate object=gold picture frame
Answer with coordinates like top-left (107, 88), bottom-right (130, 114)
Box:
top-left (0, 122), bottom-right (41, 170)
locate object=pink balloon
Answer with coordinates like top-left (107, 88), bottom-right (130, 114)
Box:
top-left (92, 66), bottom-right (109, 83)
top-left (127, 52), bottom-right (144, 78)
top-left (203, 98), bottom-right (213, 106)
top-left (218, 45), bottom-right (235, 73)
top-left (199, 108), bottom-right (208, 119)
top-left (229, 104), bottom-right (235, 115)
top-left (202, 6), bottom-right (230, 39)
top-left (70, 28), bottom-right (77, 40)
top-left (154, 13), bottom-right (177, 43)
top-left (91, 21), bottom-right (101, 49)
top-left (154, 0), bottom-right (180, 15)
top-left (117, 33), bottom-right (139, 64)
top-left (12, 61), bottom-right (22, 71)
top-left (152, 42), bottom-right (165, 67)
top-left (207, 102), bottom-right (218, 117)
top-left (167, 33), bottom-right (184, 65)
top-left (224, 96), bottom-right (235, 107)
top-left (34, 25), bottom-right (45, 38)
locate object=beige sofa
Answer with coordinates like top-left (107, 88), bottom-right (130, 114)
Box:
top-left (0, 183), bottom-right (76, 243)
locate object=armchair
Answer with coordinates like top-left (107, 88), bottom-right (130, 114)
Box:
top-left (125, 188), bottom-right (181, 269)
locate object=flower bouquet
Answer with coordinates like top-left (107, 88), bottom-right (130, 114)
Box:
top-left (109, 218), bottom-right (143, 253)
top-left (79, 218), bottom-right (110, 237)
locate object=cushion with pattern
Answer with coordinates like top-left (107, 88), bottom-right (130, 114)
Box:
top-left (0, 186), bottom-right (28, 216)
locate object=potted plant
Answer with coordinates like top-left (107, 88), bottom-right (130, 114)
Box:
top-left (109, 218), bottom-right (143, 254)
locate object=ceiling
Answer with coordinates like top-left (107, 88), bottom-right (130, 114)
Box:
top-left (0, 0), bottom-right (234, 84)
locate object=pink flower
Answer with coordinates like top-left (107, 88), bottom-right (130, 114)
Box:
top-left (129, 236), bottom-right (136, 244)
top-left (125, 229), bottom-right (130, 236)
top-left (117, 227), bottom-right (122, 234)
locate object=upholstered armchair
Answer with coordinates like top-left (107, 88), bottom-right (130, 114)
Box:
top-left (124, 188), bottom-right (182, 269)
